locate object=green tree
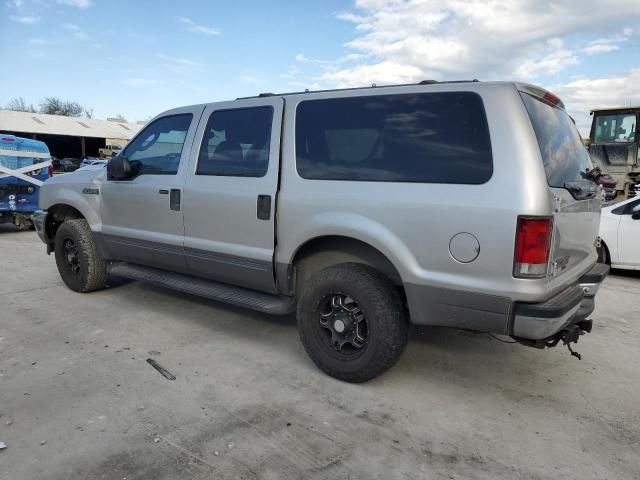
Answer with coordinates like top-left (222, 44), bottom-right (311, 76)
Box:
top-left (39, 97), bottom-right (92, 117)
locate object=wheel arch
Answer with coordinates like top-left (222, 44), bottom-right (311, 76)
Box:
top-left (278, 235), bottom-right (404, 296)
top-left (45, 203), bottom-right (87, 249)
top-left (598, 238), bottom-right (612, 265)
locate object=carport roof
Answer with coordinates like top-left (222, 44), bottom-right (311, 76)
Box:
top-left (0, 109), bottom-right (144, 140)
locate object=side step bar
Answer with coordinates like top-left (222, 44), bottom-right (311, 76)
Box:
top-left (108, 262), bottom-right (296, 315)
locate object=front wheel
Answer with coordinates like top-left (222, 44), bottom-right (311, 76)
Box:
top-left (54, 219), bottom-right (107, 293)
top-left (297, 263), bottom-right (408, 383)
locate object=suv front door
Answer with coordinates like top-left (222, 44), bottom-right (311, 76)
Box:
top-left (100, 107), bottom-right (203, 272)
top-left (182, 98), bottom-right (283, 293)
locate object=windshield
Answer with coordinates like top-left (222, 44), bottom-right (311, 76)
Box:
top-left (593, 113), bottom-right (636, 143)
top-left (520, 93), bottom-right (593, 188)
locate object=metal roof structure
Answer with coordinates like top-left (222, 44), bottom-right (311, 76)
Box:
top-left (0, 109), bottom-right (144, 139)
top-left (590, 106), bottom-right (640, 113)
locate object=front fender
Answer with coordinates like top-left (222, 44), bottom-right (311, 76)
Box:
top-left (39, 171), bottom-right (103, 231)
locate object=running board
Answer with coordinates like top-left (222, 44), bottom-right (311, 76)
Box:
top-left (108, 262), bottom-right (296, 315)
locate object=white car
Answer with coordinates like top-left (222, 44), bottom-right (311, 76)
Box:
top-left (598, 196), bottom-right (640, 270)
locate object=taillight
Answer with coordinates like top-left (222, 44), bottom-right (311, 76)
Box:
top-left (514, 216), bottom-right (553, 278)
top-left (48, 165), bottom-right (54, 177)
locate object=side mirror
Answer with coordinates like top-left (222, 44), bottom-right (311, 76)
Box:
top-left (107, 155), bottom-right (132, 180)
top-left (632, 210), bottom-right (640, 220)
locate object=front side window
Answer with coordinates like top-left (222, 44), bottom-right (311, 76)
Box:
top-left (196, 106), bottom-right (273, 177)
top-left (295, 92), bottom-right (493, 183)
top-left (125, 114), bottom-right (192, 175)
top-left (594, 113), bottom-right (636, 143)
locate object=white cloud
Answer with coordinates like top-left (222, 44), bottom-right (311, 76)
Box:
top-left (179, 17), bottom-right (221, 36)
top-left (121, 77), bottom-right (157, 87)
top-left (10, 15), bottom-right (40, 24)
top-left (28, 37), bottom-right (47, 45)
top-left (582, 29), bottom-right (633, 55)
top-left (315, 0), bottom-right (640, 86)
top-left (514, 46), bottom-right (579, 78)
top-left (62, 23), bottom-right (80, 31)
top-left (550, 68), bottom-right (640, 135)
top-left (238, 75), bottom-right (260, 84)
top-left (57, 0), bottom-right (90, 8)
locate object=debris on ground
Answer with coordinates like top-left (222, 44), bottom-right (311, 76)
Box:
top-left (227, 442), bottom-right (235, 450)
top-left (0, 441), bottom-right (6, 450)
top-left (39, 440), bottom-right (46, 446)
top-left (146, 358), bottom-right (176, 380)
top-left (154, 437), bottom-right (160, 443)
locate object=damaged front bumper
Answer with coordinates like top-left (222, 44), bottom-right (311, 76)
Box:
top-left (31, 209), bottom-right (49, 245)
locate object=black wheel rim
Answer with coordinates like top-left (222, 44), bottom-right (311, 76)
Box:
top-left (62, 237), bottom-right (81, 276)
top-left (316, 294), bottom-right (369, 358)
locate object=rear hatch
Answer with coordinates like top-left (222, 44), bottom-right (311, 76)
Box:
top-left (519, 88), bottom-right (600, 282)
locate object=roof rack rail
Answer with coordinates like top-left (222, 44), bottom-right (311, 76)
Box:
top-left (236, 79), bottom-right (483, 100)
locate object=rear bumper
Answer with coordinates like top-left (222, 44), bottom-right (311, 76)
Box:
top-left (31, 209), bottom-right (49, 244)
top-left (511, 263), bottom-right (609, 340)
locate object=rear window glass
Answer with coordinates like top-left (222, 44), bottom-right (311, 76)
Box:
top-left (295, 92), bottom-right (493, 183)
top-left (520, 93), bottom-right (592, 188)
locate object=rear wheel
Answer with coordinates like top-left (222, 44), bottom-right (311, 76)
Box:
top-left (297, 263), bottom-right (408, 383)
top-left (54, 219), bottom-right (107, 293)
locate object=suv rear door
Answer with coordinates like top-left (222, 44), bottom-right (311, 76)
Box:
top-left (182, 97), bottom-right (283, 293)
top-left (519, 89), bottom-right (600, 282)
top-left (100, 106), bottom-right (203, 272)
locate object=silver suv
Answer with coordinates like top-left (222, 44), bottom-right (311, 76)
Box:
top-left (33, 81), bottom-right (608, 382)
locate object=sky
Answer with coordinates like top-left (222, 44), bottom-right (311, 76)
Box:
top-left (1, 0), bottom-right (640, 135)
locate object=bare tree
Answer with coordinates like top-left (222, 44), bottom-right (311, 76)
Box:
top-left (39, 97), bottom-right (89, 117)
top-left (112, 114), bottom-right (127, 121)
top-left (6, 97), bottom-right (36, 113)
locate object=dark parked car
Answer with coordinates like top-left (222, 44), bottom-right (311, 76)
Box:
top-left (53, 158), bottom-right (81, 173)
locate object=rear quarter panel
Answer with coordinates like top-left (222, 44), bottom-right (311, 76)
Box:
top-left (276, 83), bottom-right (556, 304)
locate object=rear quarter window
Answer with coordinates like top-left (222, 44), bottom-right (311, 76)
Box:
top-left (295, 91), bottom-right (493, 183)
top-left (520, 93), bottom-right (592, 188)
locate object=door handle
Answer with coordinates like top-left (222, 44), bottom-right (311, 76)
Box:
top-left (257, 194), bottom-right (271, 220)
top-left (158, 189), bottom-right (169, 194)
top-left (170, 189), bottom-right (181, 211)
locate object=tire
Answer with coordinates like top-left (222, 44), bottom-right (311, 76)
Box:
top-left (54, 219), bottom-right (107, 293)
top-left (297, 263), bottom-right (408, 383)
top-left (597, 242), bottom-right (610, 265)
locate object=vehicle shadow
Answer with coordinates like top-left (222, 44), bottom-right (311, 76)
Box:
top-left (609, 268), bottom-right (640, 279)
top-left (0, 223), bottom-right (19, 234)
top-left (104, 277), bottom-right (537, 388)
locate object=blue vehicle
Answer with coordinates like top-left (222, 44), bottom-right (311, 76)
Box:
top-left (0, 135), bottom-right (52, 229)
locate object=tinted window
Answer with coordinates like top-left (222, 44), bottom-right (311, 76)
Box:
top-left (125, 114), bottom-right (192, 175)
top-left (593, 113), bottom-right (636, 143)
top-left (295, 92), bottom-right (492, 183)
top-left (520, 93), bottom-right (593, 188)
top-left (197, 106), bottom-right (273, 177)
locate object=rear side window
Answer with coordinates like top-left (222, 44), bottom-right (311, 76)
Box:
top-left (520, 93), bottom-right (592, 188)
top-left (197, 106), bottom-right (273, 177)
top-left (295, 92), bottom-right (493, 183)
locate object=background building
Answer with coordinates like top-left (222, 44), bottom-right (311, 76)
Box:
top-left (0, 109), bottom-right (144, 158)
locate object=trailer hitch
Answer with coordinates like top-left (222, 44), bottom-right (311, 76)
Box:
top-left (544, 320), bottom-right (592, 360)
